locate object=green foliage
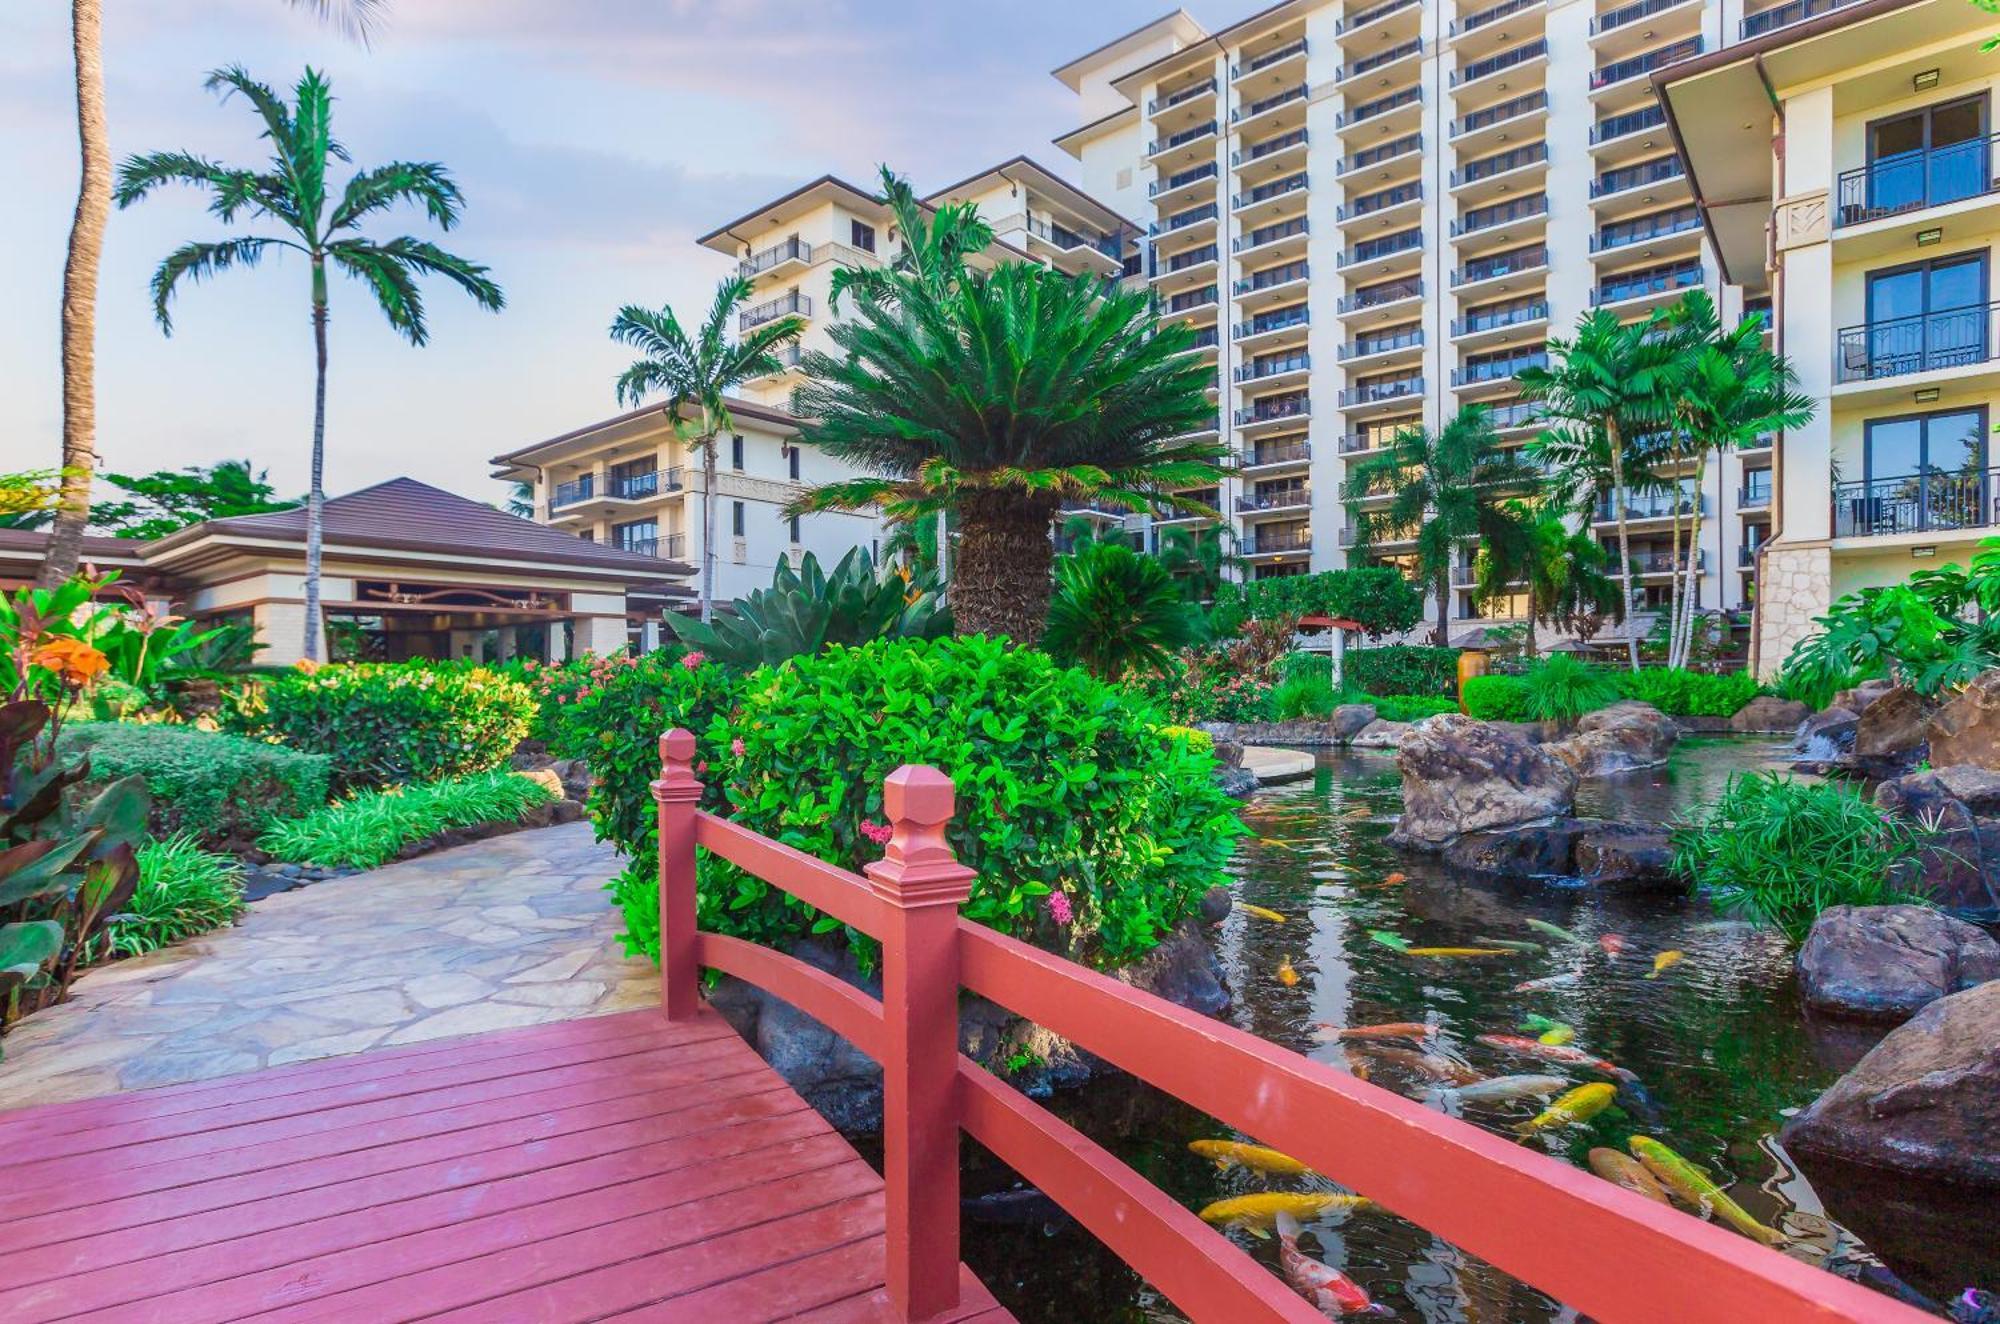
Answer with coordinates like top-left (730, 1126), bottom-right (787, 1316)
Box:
top-left (232, 663), bottom-right (534, 791)
top-left (106, 835), bottom-right (246, 957)
top-left (1779, 546), bottom-right (2000, 701)
top-left (1344, 645), bottom-right (1461, 698)
top-left (1267, 671), bottom-right (1341, 721)
top-left (58, 722), bottom-right (330, 848)
top-left (1773, 659), bottom-right (1880, 712)
top-left (1043, 543), bottom-right (1203, 679)
top-left (1671, 773), bottom-right (1932, 941)
top-left (259, 770), bottom-right (557, 870)
top-left (1208, 567), bottom-right (1424, 639)
top-left (1462, 674), bottom-right (1531, 721)
top-left (1519, 654), bottom-right (1621, 723)
top-left (91, 459), bottom-right (297, 540)
top-left (1371, 694), bottom-right (1460, 723)
top-left (667, 546), bottom-right (946, 671)
top-left (609, 637), bottom-right (1244, 969)
top-left (1263, 660), bottom-right (1456, 724)
top-left (1610, 667), bottom-right (1761, 718)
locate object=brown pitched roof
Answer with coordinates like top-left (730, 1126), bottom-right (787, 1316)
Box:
top-left (149, 477), bottom-right (694, 582)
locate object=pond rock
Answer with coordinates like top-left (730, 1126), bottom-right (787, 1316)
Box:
top-left (1797, 905), bottom-right (2000, 1021)
top-left (1912, 824), bottom-right (2000, 925)
top-left (1730, 695), bottom-right (1811, 733)
top-left (1437, 817), bottom-right (1676, 889)
top-left (1572, 821), bottom-right (1676, 888)
top-left (1782, 979), bottom-right (2000, 1192)
top-left (1198, 886), bottom-right (1233, 925)
top-left (1442, 820), bottom-right (1584, 879)
top-left (1853, 687), bottom-right (1934, 773)
top-left (1834, 679), bottom-right (1896, 716)
top-left (1330, 703), bottom-right (1379, 742)
top-left (1926, 670), bottom-right (2000, 773)
top-left (1794, 705), bottom-right (1860, 756)
top-left (1544, 701), bottom-right (1679, 777)
top-left (1115, 917), bottom-right (1231, 1018)
top-left (1388, 714), bottom-right (1576, 850)
top-left (1215, 765), bottom-right (1260, 800)
top-left (1875, 765), bottom-right (2000, 830)
top-left (1348, 718), bottom-right (1411, 750)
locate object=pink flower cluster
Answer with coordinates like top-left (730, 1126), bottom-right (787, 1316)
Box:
top-left (730, 736), bottom-right (747, 757)
top-left (680, 651), bottom-right (706, 671)
top-left (858, 819), bottom-right (894, 846)
top-left (1045, 891), bottom-right (1074, 926)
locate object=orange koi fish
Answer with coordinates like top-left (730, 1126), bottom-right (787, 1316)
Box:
top-left (1317, 1021), bottom-right (1432, 1042)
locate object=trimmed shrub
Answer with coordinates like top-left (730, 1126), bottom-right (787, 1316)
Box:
top-left (1462, 674), bottom-right (1531, 722)
top-left (59, 721), bottom-right (330, 848)
top-left (602, 636), bottom-right (1244, 970)
top-left (106, 834), bottom-right (246, 958)
top-left (259, 770), bottom-right (558, 870)
top-left (1370, 694), bottom-right (1459, 723)
top-left (1208, 567), bottom-right (1424, 639)
top-left (233, 663), bottom-right (535, 790)
top-left (1610, 667), bottom-right (1761, 718)
top-left (1345, 645), bottom-right (1460, 698)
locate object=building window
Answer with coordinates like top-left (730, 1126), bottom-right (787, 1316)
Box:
top-left (732, 500), bottom-right (746, 537)
top-left (788, 447), bottom-right (801, 481)
top-left (1864, 94), bottom-right (1988, 216)
top-left (612, 519), bottom-right (657, 555)
top-left (852, 220), bottom-right (876, 252)
top-left (788, 515), bottom-right (801, 544)
top-left (731, 434), bottom-right (745, 470)
top-left (1856, 251), bottom-right (1988, 378)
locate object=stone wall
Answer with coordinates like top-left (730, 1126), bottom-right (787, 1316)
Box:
top-left (1753, 543), bottom-right (1831, 681)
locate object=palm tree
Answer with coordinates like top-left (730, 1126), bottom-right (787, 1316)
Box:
top-left (789, 172), bottom-right (1223, 643)
top-left (1043, 542), bottom-right (1203, 679)
top-left (114, 66), bottom-right (502, 661)
top-left (609, 276), bottom-right (803, 623)
top-left (504, 480), bottom-right (535, 520)
top-left (42, 0), bottom-right (382, 589)
top-left (1475, 503), bottom-right (1624, 657)
top-left (1152, 523), bottom-right (1238, 604)
top-left (1517, 310), bottom-right (1682, 669)
top-left (1660, 293), bottom-right (1814, 669)
top-left (1343, 404), bottom-right (1538, 647)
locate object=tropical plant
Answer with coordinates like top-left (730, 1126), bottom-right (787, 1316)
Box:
top-left (884, 510), bottom-right (949, 582)
top-left (1518, 654), bottom-right (1620, 723)
top-left (610, 276), bottom-right (804, 623)
top-left (1208, 566), bottom-right (1424, 639)
top-left (1612, 667), bottom-right (1761, 718)
top-left (1671, 772), bottom-right (1933, 941)
top-left (1474, 504), bottom-right (1625, 657)
top-left (1267, 669), bottom-right (1342, 721)
top-left (114, 65), bottom-right (503, 661)
top-left (1779, 541), bottom-right (2000, 701)
top-left (1343, 404), bottom-right (1539, 646)
top-left (1344, 644), bottom-right (1463, 697)
top-left (1462, 673), bottom-right (1532, 722)
top-left (1152, 524), bottom-right (1238, 604)
top-left (789, 166), bottom-right (1224, 643)
top-left (1042, 543), bottom-right (1203, 680)
top-left (259, 770), bottom-right (555, 871)
top-left (104, 835), bottom-right (246, 958)
top-left (59, 722), bottom-right (330, 849)
top-left (0, 471), bottom-right (68, 531)
top-left (91, 459), bottom-right (297, 540)
top-left (504, 480), bottom-right (535, 519)
top-left (667, 545), bottom-right (947, 670)
top-left (1519, 310), bottom-right (1684, 669)
top-left (1658, 294), bottom-right (1815, 669)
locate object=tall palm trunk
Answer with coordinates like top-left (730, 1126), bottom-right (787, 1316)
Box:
top-left (1672, 449), bottom-right (1711, 669)
top-left (1605, 419), bottom-right (1640, 671)
top-left (303, 263), bottom-right (329, 662)
top-left (700, 419), bottom-right (718, 624)
top-left (953, 488), bottom-right (1058, 643)
top-left (42, 0), bottom-right (109, 587)
top-left (1434, 563), bottom-right (1450, 648)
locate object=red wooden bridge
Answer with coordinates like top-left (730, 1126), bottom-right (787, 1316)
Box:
top-left (0, 730), bottom-right (1930, 1322)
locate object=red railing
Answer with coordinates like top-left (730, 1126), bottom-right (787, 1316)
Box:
top-left (649, 729), bottom-right (1927, 1323)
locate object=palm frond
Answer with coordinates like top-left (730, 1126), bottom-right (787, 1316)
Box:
top-left (285, 0), bottom-right (387, 46)
top-left (147, 237), bottom-right (290, 333)
top-left (329, 161), bottom-right (465, 232)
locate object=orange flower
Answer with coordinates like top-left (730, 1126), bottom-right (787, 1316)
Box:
top-left (30, 637), bottom-right (111, 686)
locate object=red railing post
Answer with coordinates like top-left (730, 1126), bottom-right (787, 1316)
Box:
top-left (651, 728), bottom-right (702, 1021)
top-left (864, 765), bottom-right (975, 1322)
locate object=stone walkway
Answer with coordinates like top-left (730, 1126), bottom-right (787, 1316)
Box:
top-left (0, 822), bottom-right (655, 1111)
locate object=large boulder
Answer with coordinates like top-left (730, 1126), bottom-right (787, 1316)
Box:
top-left (1912, 824), bottom-right (2000, 925)
top-left (1348, 719), bottom-right (1410, 750)
top-left (1926, 670), bottom-right (2000, 772)
top-left (1852, 687), bottom-right (1934, 775)
top-left (1833, 679), bottom-right (1895, 717)
top-left (1797, 905), bottom-right (2000, 1021)
top-left (1730, 695), bottom-right (1811, 733)
top-left (1115, 918), bottom-right (1231, 1017)
top-left (1389, 714), bottom-right (1576, 850)
top-left (1442, 820), bottom-right (1585, 880)
top-left (1573, 821), bottom-right (1677, 888)
top-left (1545, 701), bottom-right (1679, 777)
top-left (1875, 765), bottom-right (2000, 831)
top-left (1782, 980), bottom-right (2000, 1191)
top-left (1330, 703), bottom-right (1379, 743)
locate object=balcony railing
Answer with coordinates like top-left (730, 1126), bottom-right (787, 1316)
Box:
top-left (1233, 85), bottom-right (1309, 123)
top-left (1453, 142), bottom-right (1549, 186)
top-left (1453, 0), bottom-right (1543, 35)
top-left (1151, 203), bottom-right (1220, 235)
top-left (1593, 261), bottom-right (1701, 305)
top-left (1485, 399), bottom-right (1542, 429)
top-left (1739, 481), bottom-right (1773, 509)
top-left (1342, 87), bottom-right (1422, 127)
top-left (1246, 438), bottom-right (1312, 466)
top-left (1164, 243), bottom-right (1219, 273)
top-left (1835, 466), bottom-right (2000, 538)
top-left (740, 236), bottom-right (811, 278)
top-left (617, 532), bottom-right (685, 559)
top-left (1340, 377), bottom-right (1423, 407)
top-left (1245, 527), bottom-right (1313, 553)
top-left (1340, 327), bottom-right (1424, 361)
top-left (1235, 352), bottom-right (1311, 383)
top-left (1339, 229), bottom-right (1423, 268)
top-left (1148, 121), bottom-right (1218, 155)
top-left (740, 290), bottom-right (811, 331)
top-left (1591, 206), bottom-right (1701, 251)
top-left (1454, 194), bottom-right (1549, 236)
top-left (1453, 244), bottom-right (1549, 286)
top-left (1339, 277), bottom-right (1423, 312)
top-left (1340, 183), bottom-right (1422, 220)
top-left (1629, 549), bottom-right (1706, 574)
top-left (1028, 218), bottom-right (1120, 258)
top-left (1454, 299), bottom-right (1549, 336)
top-left (1238, 486), bottom-right (1312, 512)
top-left (1592, 104), bottom-right (1667, 144)
top-left (1236, 128), bottom-right (1309, 166)
top-left (1149, 162), bottom-right (1218, 197)
top-left (1166, 284), bottom-right (1219, 313)
top-left (1836, 134), bottom-right (2000, 226)
top-left (1453, 39), bottom-right (1547, 87)
top-left (1340, 134), bottom-right (1422, 175)
top-left (1592, 0), bottom-right (1690, 34)
top-left (1451, 90), bottom-right (1547, 138)
top-left (1179, 326), bottom-right (1221, 353)
top-left (1455, 350), bottom-right (1548, 386)
top-left (1234, 38), bottom-right (1307, 78)
top-left (1592, 155), bottom-right (1685, 197)
top-left (1592, 38), bottom-right (1702, 89)
top-left (1148, 78), bottom-right (1217, 115)
top-left (1835, 301), bottom-right (2000, 382)
top-left (1234, 259), bottom-right (1310, 294)
top-left (1338, 0), bottom-right (1419, 31)
top-left (1343, 38), bottom-right (1423, 82)
top-left (551, 475), bottom-right (594, 508)
top-left (1741, 0), bottom-right (1868, 37)
top-left (1233, 173), bottom-right (1309, 208)
top-left (1597, 489), bottom-right (1702, 521)
top-left (607, 467), bottom-right (687, 501)
top-left (1235, 217), bottom-right (1309, 252)
top-left (1234, 395), bottom-right (1311, 425)
top-left (1235, 306), bottom-right (1310, 338)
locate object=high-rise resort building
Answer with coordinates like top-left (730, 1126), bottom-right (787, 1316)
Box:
top-left (1052, 1), bottom-right (1778, 635)
top-left (1658, 0), bottom-right (1996, 675)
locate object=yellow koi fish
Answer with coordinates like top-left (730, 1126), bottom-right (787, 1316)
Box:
top-left (1628, 1136), bottom-right (1786, 1245)
top-left (1646, 950), bottom-right (1685, 980)
top-left (1188, 1139), bottom-right (1313, 1177)
top-left (1588, 1148), bottom-right (1672, 1204)
top-left (1197, 1191), bottom-right (1372, 1231)
top-left (1402, 947), bottom-right (1515, 958)
top-left (1515, 1082), bottom-right (1616, 1136)
top-left (1241, 903), bottom-right (1288, 924)
top-left (1538, 1026), bottom-right (1575, 1046)
top-left (1278, 956), bottom-right (1300, 987)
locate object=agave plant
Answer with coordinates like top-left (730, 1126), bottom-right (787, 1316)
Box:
top-left (667, 546), bottom-right (948, 671)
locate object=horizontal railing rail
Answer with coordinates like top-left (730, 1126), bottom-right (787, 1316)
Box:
top-left (1339, 277), bottom-right (1423, 312)
top-left (1234, 38), bottom-right (1307, 78)
top-left (1237, 486), bottom-right (1312, 512)
top-left (1591, 206), bottom-right (1702, 251)
top-left (1594, 262), bottom-right (1702, 305)
top-left (1149, 78), bottom-right (1217, 115)
top-left (1453, 38), bottom-right (1547, 86)
top-left (1593, 155), bottom-right (1686, 197)
top-left (1454, 0), bottom-right (1544, 35)
top-left (1451, 90), bottom-right (1547, 138)
top-left (1591, 103), bottom-right (1667, 143)
top-left (551, 475), bottom-right (594, 508)
top-left (1453, 142), bottom-right (1549, 186)
top-left (740, 290), bottom-right (810, 331)
top-left (1836, 133), bottom-right (2000, 226)
top-left (1234, 84), bottom-right (1309, 122)
top-left (1342, 87), bottom-right (1421, 127)
top-left (740, 236), bottom-right (812, 278)
top-left (1151, 162), bottom-right (1219, 197)
top-left (1235, 352), bottom-right (1311, 382)
top-left (1454, 299), bottom-right (1549, 336)
top-left (1235, 216), bottom-right (1310, 251)
top-left (1454, 193), bottom-right (1549, 236)
top-left (1340, 327), bottom-right (1424, 360)
top-left (1236, 128), bottom-right (1309, 166)
top-left (1591, 36), bottom-right (1702, 88)
top-left (1453, 244), bottom-right (1549, 287)
top-left (1834, 467), bottom-right (2000, 537)
top-left (1834, 301), bottom-right (1999, 381)
top-left (1341, 37), bottom-right (1423, 82)
top-left (1235, 307), bottom-right (1311, 337)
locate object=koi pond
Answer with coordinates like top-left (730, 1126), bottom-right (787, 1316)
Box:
top-left (959, 737), bottom-right (1976, 1322)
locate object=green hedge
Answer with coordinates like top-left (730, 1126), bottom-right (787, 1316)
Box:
top-left (1209, 567), bottom-right (1424, 638)
top-left (1346, 645), bottom-right (1460, 698)
top-left (1462, 674), bottom-right (1531, 721)
top-left (60, 722), bottom-right (330, 848)
top-left (231, 663), bottom-right (535, 791)
top-left (1462, 666), bottom-right (1761, 722)
top-left (1370, 694), bottom-right (1460, 723)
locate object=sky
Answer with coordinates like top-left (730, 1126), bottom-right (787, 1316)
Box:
top-left (0, 0), bottom-right (1244, 510)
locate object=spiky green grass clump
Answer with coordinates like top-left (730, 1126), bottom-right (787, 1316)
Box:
top-left (110, 834), bottom-right (247, 957)
top-left (259, 771), bottom-right (556, 871)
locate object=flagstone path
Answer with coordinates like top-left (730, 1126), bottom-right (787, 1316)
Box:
top-left (0, 822), bottom-right (655, 1112)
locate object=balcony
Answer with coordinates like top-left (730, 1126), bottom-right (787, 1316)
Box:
top-left (1484, 399), bottom-right (1542, 431)
top-left (1592, 155), bottom-right (1685, 199)
top-left (1160, 243), bottom-right (1219, 276)
top-left (1835, 302), bottom-right (2000, 384)
top-left (1590, 205), bottom-right (1701, 253)
top-left (1591, 38), bottom-right (1701, 91)
top-left (1244, 527), bottom-right (1313, 555)
top-left (1234, 395), bottom-right (1311, 428)
top-left (1233, 258), bottom-right (1310, 297)
top-left (1148, 121), bottom-right (1218, 158)
top-left (1149, 162), bottom-right (1219, 199)
top-left (609, 467), bottom-right (685, 501)
top-left (740, 290), bottom-right (811, 331)
top-left (1741, 0), bottom-right (1869, 38)
top-left (1234, 216), bottom-right (1309, 255)
top-left (1339, 38), bottom-right (1423, 85)
top-left (1232, 84), bottom-right (1309, 128)
top-left (1453, 143), bottom-right (1550, 189)
top-left (1149, 78), bottom-right (1217, 116)
top-left (551, 475), bottom-right (595, 509)
top-left (1340, 376), bottom-right (1423, 408)
top-left (1454, 349), bottom-right (1548, 388)
top-left (1739, 481), bottom-right (1773, 510)
top-left (1592, 0), bottom-right (1697, 34)
top-left (756, 345), bottom-right (805, 379)
top-left (1628, 549), bottom-right (1706, 575)
top-left (1835, 467), bottom-right (2000, 538)
top-left (1165, 284), bottom-right (1220, 315)
top-left (1234, 128), bottom-right (1309, 169)
top-left (1027, 218), bottom-right (1121, 262)
top-left (1835, 135), bottom-right (2000, 228)
top-left (1591, 103), bottom-right (1667, 146)
top-left (1234, 351), bottom-right (1311, 384)
top-left (1592, 260), bottom-right (1701, 308)
top-left (1150, 202), bottom-right (1220, 236)
top-left (1338, 0), bottom-right (1420, 34)
top-left (1339, 87), bottom-right (1422, 131)
top-left (1452, 244), bottom-right (1550, 289)
top-left (1234, 306), bottom-right (1311, 341)
top-left (1232, 173), bottom-right (1309, 214)
top-left (1339, 183), bottom-right (1422, 222)
top-left (1453, 299), bottom-right (1549, 338)
top-left (1453, 193), bottom-right (1548, 238)
top-left (1339, 277), bottom-right (1424, 314)
top-left (1233, 38), bottom-right (1308, 80)
top-left (1452, 39), bottom-right (1547, 89)
top-left (1238, 486), bottom-right (1312, 514)
top-left (1450, 91), bottom-right (1548, 142)
top-left (740, 236), bottom-right (811, 279)
top-left (1453, 0), bottom-right (1544, 35)
top-left (1155, 489), bottom-right (1222, 524)
top-left (1174, 325), bottom-right (1222, 356)
top-left (1337, 134), bottom-right (1423, 178)
top-left (1243, 438), bottom-right (1312, 469)
top-left (1339, 327), bottom-right (1424, 362)
top-left (1596, 489), bottom-right (1702, 522)
top-left (616, 533), bottom-right (686, 560)
top-left (1338, 229), bottom-right (1423, 270)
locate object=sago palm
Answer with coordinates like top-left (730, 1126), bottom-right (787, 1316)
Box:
top-left (115, 65), bottom-right (503, 661)
top-left (1517, 310), bottom-right (1681, 669)
top-left (610, 276), bottom-right (803, 623)
top-left (789, 173), bottom-right (1222, 643)
top-left (1343, 404), bottom-right (1538, 646)
top-left (1042, 542), bottom-right (1202, 679)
